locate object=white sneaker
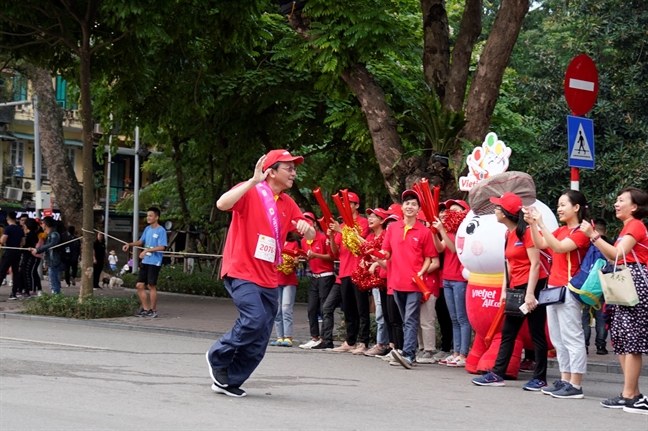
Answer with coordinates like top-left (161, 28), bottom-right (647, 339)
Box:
top-left (381, 350), bottom-right (395, 361)
top-left (417, 351), bottom-right (438, 364)
top-left (37, 291), bottom-right (43, 297)
top-left (299, 340), bottom-right (321, 349)
top-left (447, 356), bottom-right (466, 367)
top-left (433, 350), bottom-right (451, 360)
top-left (439, 354), bottom-right (456, 365)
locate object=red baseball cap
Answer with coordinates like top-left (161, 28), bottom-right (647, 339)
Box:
top-left (489, 192), bottom-right (523, 214)
top-left (444, 199), bottom-right (469, 211)
top-left (383, 214), bottom-right (400, 225)
top-left (365, 208), bottom-right (389, 219)
top-left (262, 149), bottom-right (304, 171)
top-left (347, 192), bottom-right (360, 204)
top-left (387, 203), bottom-right (403, 217)
top-left (402, 189), bottom-right (421, 203)
top-left (303, 212), bottom-right (316, 222)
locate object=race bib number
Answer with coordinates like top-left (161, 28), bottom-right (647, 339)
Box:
top-left (254, 235), bottom-right (276, 263)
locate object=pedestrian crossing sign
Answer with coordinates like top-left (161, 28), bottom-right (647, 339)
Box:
top-left (567, 115), bottom-right (595, 169)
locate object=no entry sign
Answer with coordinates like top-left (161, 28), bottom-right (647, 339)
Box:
top-left (564, 54), bottom-right (599, 116)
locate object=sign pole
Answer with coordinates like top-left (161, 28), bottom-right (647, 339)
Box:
top-left (571, 109), bottom-right (579, 191)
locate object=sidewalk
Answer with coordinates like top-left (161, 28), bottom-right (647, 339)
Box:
top-left (1, 281), bottom-right (645, 376)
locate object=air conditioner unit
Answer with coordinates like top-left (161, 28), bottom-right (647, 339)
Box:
top-left (4, 186), bottom-right (23, 201)
top-left (93, 123), bottom-right (103, 134)
top-left (22, 180), bottom-right (34, 193)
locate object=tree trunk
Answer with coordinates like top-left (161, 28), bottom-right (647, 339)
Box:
top-left (340, 64), bottom-right (405, 201)
top-left (462, 0), bottom-right (529, 141)
top-left (26, 65), bottom-right (83, 230)
top-left (79, 43), bottom-right (95, 300)
top-left (444, 0), bottom-right (482, 112)
top-left (421, 0), bottom-right (450, 101)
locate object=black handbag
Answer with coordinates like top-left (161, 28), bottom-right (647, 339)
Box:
top-left (537, 286), bottom-right (566, 305)
top-left (504, 289), bottom-right (526, 317)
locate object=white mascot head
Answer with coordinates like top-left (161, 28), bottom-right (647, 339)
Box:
top-left (457, 171), bottom-right (558, 278)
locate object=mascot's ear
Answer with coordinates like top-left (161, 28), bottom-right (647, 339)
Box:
top-left (462, 268), bottom-right (470, 281)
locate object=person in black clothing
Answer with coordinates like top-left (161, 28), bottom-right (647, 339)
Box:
top-left (1, 212), bottom-right (24, 296)
top-left (63, 226), bottom-right (80, 287)
top-left (93, 232), bottom-right (106, 289)
top-left (15, 218), bottom-right (40, 298)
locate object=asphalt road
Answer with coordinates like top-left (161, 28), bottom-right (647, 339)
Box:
top-left (1, 319), bottom-right (646, 430)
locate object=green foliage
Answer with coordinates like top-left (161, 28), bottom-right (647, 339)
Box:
top-left (121, 265), bottom-right (311, 302)
top-left (504, 0), bottom-right (648, 224)
top-left (22, 294), bottom-right (140, 319)
top-left (403, 88), bottom-right (468, 155)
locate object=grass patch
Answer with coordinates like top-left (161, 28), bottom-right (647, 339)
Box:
top-left (22, 293), bottom-right (140, 319)
top-left (122, 265), bottom-right (311, 302)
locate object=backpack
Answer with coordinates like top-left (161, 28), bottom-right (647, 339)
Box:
top-left (567, 244), bottom-right (606, 308)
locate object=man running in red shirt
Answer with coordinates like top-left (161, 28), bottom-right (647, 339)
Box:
top-left (206, 150), bottom-right (315, 397)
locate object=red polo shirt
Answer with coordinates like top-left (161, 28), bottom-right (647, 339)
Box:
top-left (220, 182), bottom-right (305, 288)
top-left (277, 241), bottom-right (299, 286)
top-left (382, 219), bottom-right (437, 292)
top-left (548, 226), bottom-right (590, 287)
top-left (616, 218), bottom-right (648, 264)
top-left (440, 233), bottom-right (464, 282)
top-left (505, 228), bottom-right (549, 287)
top-left (301, 232), bottom-right (334, 274)
top-left (335, 215), bottom-right (370, 278)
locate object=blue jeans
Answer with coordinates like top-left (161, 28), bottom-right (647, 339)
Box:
top-left (582, 304), bottom-right (607, 348)
top-left (274, 284), bottom-right (297, 338)
top-left (373, 288), bottom-right (389, 345)
top-left (394, 290), bottom-right (422, 359)
top-left (443, 280), bottom-right (471, 355)
top-left (48, 264), bottom-right (63, 294)
top-left (207, 277), bottom-right (278, 387)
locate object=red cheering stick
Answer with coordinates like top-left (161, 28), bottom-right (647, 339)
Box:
top-left (340, 189), bottom-right (356, 226)
top-left (367, 248), bottom-right (387, 259)
top-left (332, 193), bottom-right (354, 226)
top-left (317, 217), bottom-right (328, 233)
top-left (413, 273), bottom-right (432, 303)
top-left (484, 304), bottom-right (505, 348)
top-left (313, 187), bottom-right (334, 227)
top-left (432, 185), bottom-right (440, 219)
top-left (413, 183), bottom-right (433, 223)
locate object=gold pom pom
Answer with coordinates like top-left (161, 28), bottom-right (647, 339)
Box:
top-left (342, 224), bottom-right (362, 257)
top-left (277, 254), bottom-right (296, 275)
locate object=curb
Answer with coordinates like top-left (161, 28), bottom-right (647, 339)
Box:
top-left (0, 311), bottom-right (221, 340)
top-left (2, 311), bottom-right (646, 376)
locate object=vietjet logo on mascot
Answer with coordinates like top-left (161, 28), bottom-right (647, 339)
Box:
top-left (454, 134), bottom-right (558, 378)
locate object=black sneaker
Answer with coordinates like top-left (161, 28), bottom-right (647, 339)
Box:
top-left (623, 394), bottom-right (648, 415)
top-left (541, 379), bottom-right (568, 395)
top-left (147, 310), bottom-right (158, 318)
top-left (206, 352), bottom-right (228, 388)
top-left (211, 383), bottom-right (246, 398)
top-left (601, 394), bottom-right (642, 409)
top-left (135, 308), bottom-right (149, 317)
top-left (596, 346), bottom-right (608, 355)
top-left (311, 341), bottom-right (334, 350)
top-left (8, 295), bottom-right (18, 301)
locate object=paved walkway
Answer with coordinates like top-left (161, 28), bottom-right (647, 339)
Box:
top-left (1, 281), bottom-right (645, 376)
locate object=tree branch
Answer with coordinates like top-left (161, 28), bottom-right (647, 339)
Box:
top-left (0, 13), bottom-right (79, 52)
top-left (89, 31), bottom-right (129, 54)
top-left (421, 0), bottom-right (450, 102)
top-left (57, 0), bottom-right (84, 26)
top-left (445, 0), bottom-right (482, 112)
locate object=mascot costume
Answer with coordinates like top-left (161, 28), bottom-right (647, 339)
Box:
top-left (456, 134), bottom-right (558, 378)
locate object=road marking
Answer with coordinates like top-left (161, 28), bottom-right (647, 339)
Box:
top-left (0, 337), bottom-right (109, 350)
top-left (569, 78), bottom-right (595, 91)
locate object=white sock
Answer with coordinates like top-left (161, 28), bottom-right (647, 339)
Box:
top-left (571, 383), bottom-right (582, 390)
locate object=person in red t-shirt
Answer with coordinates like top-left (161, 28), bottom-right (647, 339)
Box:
top-left (270, 234), bottom-right (302, 347)
top-left (299, 213), bottom-right (336, 349)
top-left (432, 199), bottom-right (471, 367)
top-left (381, 190), bottom-right (437, 369)
top-left (525, 190), bottom-right (590, 400)
top-left (580, 187), bottom-right (648, 412)
top-left (205, 150), bottom-right (315, 398)
top-left (329, 192), bottom-right (371, 354)
top-left (472, 192), bottom-right (549, 390)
